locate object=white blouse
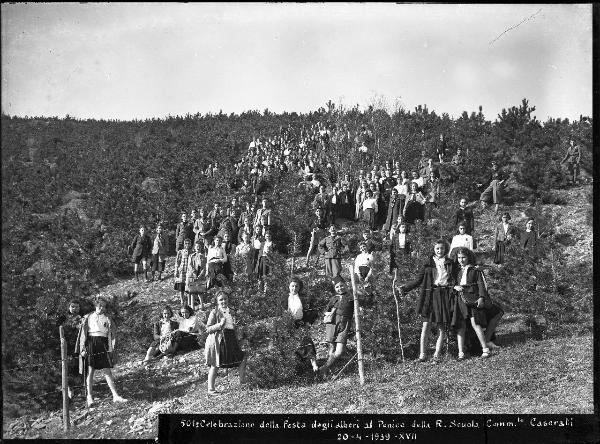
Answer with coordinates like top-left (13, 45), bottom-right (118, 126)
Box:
top-left (88, 313), bottom-right (110, 336)
top-left (288, 293), bottom-right (303, 320)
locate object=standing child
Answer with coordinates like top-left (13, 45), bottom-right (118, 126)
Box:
top-left (174, 238), bottom-right (193, 305)
top-left (520, 217), bottom-right (539, 261)
top-left (305, 207), bottom-right (328, 268)
top-left (362, 190), bottom-right (379, 231)
top-left (354, 242), bottom-right (375, 306)
top-left (389, 222), bottom-right (411, 278)
top-left (494, 212), bottom-right (515, 265)
top-left (318, 224), bottom-right (344, 279)
top-left (399, 240), bottom-right (456, 363)
top-left (452, 247), bottom-right (492, 359)
top-left (383, 188), bottom-right (403, 233)
top-left (130, 226), bottom-right (151, 282)
top-left (186, 240), bottom-right (206, 309)
top-left (150, 224), bottom-right (167, 281)
top-left (453, 198), bottom-right (475, 236)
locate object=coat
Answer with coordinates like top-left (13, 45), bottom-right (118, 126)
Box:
top-left (383, 194), bottom-right (404, 231)
top-left (130, 234), bottom-right (151, 259)
top-left (175, 222), bottom-right (195, 245)
top-left (402, 256), bottom-right (455, 319)
top-left (318, 235), bottom-right (344, 259)
top-left (454, 207), bottom-right (474, 234)
top-left (495, 222), bottom-right (515, 242)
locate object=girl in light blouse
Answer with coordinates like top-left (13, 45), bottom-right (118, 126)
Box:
top-left (206, 235), bottom-right (228, 289)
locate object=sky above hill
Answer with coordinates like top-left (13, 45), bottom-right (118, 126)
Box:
top-left (1, 3), bottom-right (593, 121)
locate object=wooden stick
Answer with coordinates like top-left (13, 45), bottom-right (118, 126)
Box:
top-left (349, 265), bottom-right (365, 385)
top-left (59, 326), bottom-right (70, 431)
top-left (391, 281), bottom-right (405, 363)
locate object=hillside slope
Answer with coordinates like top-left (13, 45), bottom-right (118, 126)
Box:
top-left (2, 184), bottom-right (593, 439)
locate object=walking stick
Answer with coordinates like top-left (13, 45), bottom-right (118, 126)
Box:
top-left (331, 352), bottom-right (358, 382)
top-left (391, 278), bottom-right (405, 363)
top-left (349, 265), bottom-right (365, 385)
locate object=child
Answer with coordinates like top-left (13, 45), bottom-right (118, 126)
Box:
top-left (362, 190), bottom-right (378, 231)
top-left (449, 223), bottom-right (474, 258)
top-left (452, 247), bottom-right (492, 359)
top-left (318, 224), bottom-right (344, 279)
top-left (399, 240), bottom-right (456, 363)
top-left (254, 230), bottom-right (274, 289)
top-left (494, 212), bottom-right (515, 264)
top-left (354, 242), bottom-right (375, 305)
top-left (204, 291), bottom-right (247, 395)
top-left (235, 230), bottom-right (257, 278)
top-left (206, 235), bottom-right (228, 289)
top-left (175, 213), bottom-right (194, 253)
top-left (305, 207), bottom-right (328, 268)
top-left (186, 240), bottom-right (206, 309)
top-left (288, 277), bottom-right (319, 372)
top-left (76, 297), bottom-right (127, 406)
top-left (403, 182), bottom-right (426, 225)
top-left (389, 222), bottom-right (411, 278)
top-left (382, 188), bottom-right (403, 233)
top-left (479, 162), bottom-right (507, 214)
top-left (318, 277), bottom-right (354, 377)
top-left (520, 217), bottom-right (538, 260)
top-left (453, 198), bottom-right (474, 235)
top-left (221, 231), bottom-right (235, 281)
top-left (150, 224), bottom-right (167, 281)
top-left (174, 238), bottom-right (193, 305)
top-left (129, 226), bottom-right (151, 282)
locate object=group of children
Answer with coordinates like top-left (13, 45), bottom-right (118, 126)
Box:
top-left (69, 121), bottom-right (547, 402)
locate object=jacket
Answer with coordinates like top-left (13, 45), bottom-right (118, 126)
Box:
top-left (175, 222), bottom-right (194, 244)
top-left (318, 235), bottom-right (344, 259)
top-left (325, 292), bottom-right (354, 319)
top-left (402, 256), bottom-right (455, 318)
top-left (130, 234), bottom-right (151, 259)
top-left (151, 234), bottom-right (168, 256)
top-left (454, 207), bottom-right (474, 234)
top-left (495, 222), bottom-right (515, 242)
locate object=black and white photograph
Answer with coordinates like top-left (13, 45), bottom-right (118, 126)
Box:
top-left (1, 3), bottom-right (595, 442)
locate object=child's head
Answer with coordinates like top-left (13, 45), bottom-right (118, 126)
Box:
top-left (289, 277), bottom-right (303, 294)
top-left (264, 230), bottom-right (272, 241)
top-left (194, 240), bottom-right (203, 252)
top-left (459, 198), bottom-right (467, 208)
top-left (433, 240), bottom-right (447, 258)
top-left (328, 224), bottom-right (337, 236)
top-left (500, 212), bottom-right (511, 223)
top-left (181, 212), bottom-right (187, 222)
top-left (410, 182), bottom-right (419, 192)
top-left (332, 276), bottom-right (346, 295)
top-left (223, 232), bottom-right (230, 242)
top-left (458, 223), bottom-right (466, 234)
top-left (213, 236), bottom-right (222, 247)
top-left (398, 222), bottom-right (407, 233)
top-left (358, 242), bottom-right (367, 253)
top-left (68, 299), bottom-right (80, 314)
top-left (456, 247), bottom-right (475, 267)
top-left (94, 297), bottom-right (108, 314)
top-left (183, 238), bottom-right (192, 250)
top-left (139, 225), bottom-right (146, 236)
top-left (362, 230), bottom-right (371, 240)
top-left (526, 218), bottom-right (535, 231)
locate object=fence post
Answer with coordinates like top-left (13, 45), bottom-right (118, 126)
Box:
top-left (349, 265), bottom-right (365, 385)
top-left (59, 326), bottom-right (70, 431)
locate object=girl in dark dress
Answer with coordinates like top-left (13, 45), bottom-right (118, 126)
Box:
top-left (204, 292), bottom-right (247, 395)
top-left (452, 247), bottom-right (491, 359)
top-left (403, 182), bottom-right (426, 225)
top-left (494, 212), bottom-right (515, 264)
top-left (520, 218), bottom-right (539, 261)
top-left (400, 240), bottom-right (456, 363)
top-left (383, 188), bottom-right (403, 233)
top-left (287, 277), bottom-right (319, 372)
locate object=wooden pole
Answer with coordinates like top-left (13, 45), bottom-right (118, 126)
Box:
top-left (349, 265), bottom-right (365, 385)
top-left (59, 326), bottom-right (70, 431)
top-left (391, 281), bottom-right (405, 363)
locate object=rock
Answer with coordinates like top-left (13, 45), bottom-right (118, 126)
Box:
top-left (24, 259), bottom-right (55, 277)
top-left (141, 177), bottom-right (163, 194)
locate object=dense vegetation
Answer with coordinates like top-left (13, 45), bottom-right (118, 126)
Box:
top-left (1, 98), bottom-right (593, 409)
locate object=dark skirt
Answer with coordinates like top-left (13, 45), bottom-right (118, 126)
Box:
top-left (86, 336), bottom-right (113, 370)
top-left (417, 287), bottom-right (455, 327)
top-left (207, 262), bottom-right (225, 280)
top-left (363, 208), bottom-right (376, 230)
top-left (257, 256), bottom-right (270, 277)
top-left (494, 241), bottom-right (506, 264)
top-left (219, 329), bottom-right (245, 368)
top-left (325, 316), bottom-right (352, 344)
top-left (172, 331), bottom-right (201, 352)
top-left (404, 201), bottom-right (424, 224)
top-left (151, 254), bottom-right (165, 272)
top-left (454, 297), bottom-right (488, 328)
